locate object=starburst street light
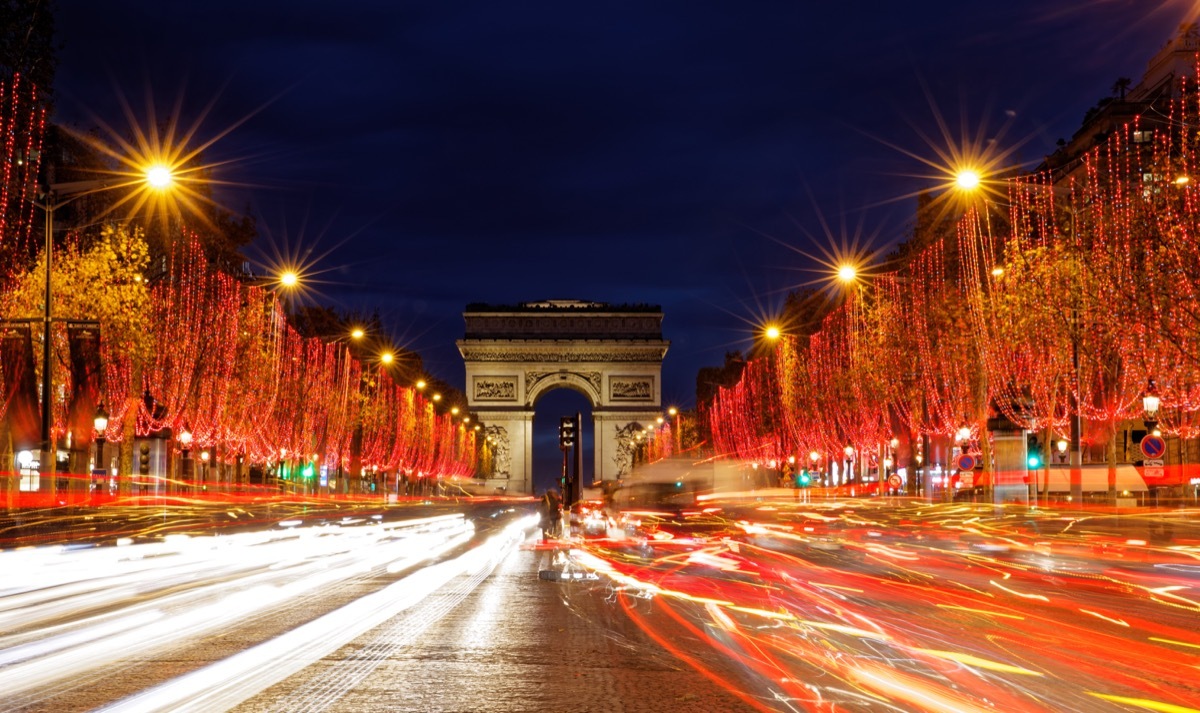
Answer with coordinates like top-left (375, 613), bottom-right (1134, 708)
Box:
top-left (954, 169), bottom-right (982, 191)
top-left (146, 164), bottom-right (174, 189)
top-left (279, 270), bottom-right (299, 288)
top-left (764, 325), bottom-right (782, 340)
top-left (837, 264), bottom-right (858, 283)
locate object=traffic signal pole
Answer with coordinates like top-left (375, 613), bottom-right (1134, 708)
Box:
top-left (573, 412), bottom-right (583, 501)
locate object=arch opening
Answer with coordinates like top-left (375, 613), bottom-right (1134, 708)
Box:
top-left (531, 388), bottom-right (593, 495)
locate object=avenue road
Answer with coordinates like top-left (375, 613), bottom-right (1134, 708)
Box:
top-left (3, 497), bottom-right (1200, 712)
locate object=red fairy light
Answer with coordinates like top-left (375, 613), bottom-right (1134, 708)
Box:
top-left (711, 57), bottom-right (1200, 472)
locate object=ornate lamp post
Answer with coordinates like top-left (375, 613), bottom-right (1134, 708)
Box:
top-left (178, 428), bottom-right (193, 490)
top-left (1143, 379), bottom-right (1160, 434)
top-left (93, 403), bottom-right (109, 492)
top-left (199, 450), bottom-right (210, 490)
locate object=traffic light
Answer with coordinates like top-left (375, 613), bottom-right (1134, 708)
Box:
top-left (1026, 434), bottom-right (1043, 469)
top-left (798, 469), bottom-right (812, 487)
top-left (138, 444), bottom-right (151, 475)
top-left (559, 417), bottom-right (576, 449)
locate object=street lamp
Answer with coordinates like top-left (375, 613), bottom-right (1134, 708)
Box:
top-left (93, 403), bottom-right (109, 490)
top-left (954, 169), bottom-right (982, 191)
top-left (146, 164), bottom-right (173, 189)
top-left (178, 428), bottom-right (193, 487)
top-left (34, 164), bottom-right (176, 488)
top-left (199, 450), bottom-right (211, 489)
top-left (1143, 378), bottom-right (1160, 433)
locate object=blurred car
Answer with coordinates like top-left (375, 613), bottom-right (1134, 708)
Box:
top-left (570, 501), bottom-right (611, 538)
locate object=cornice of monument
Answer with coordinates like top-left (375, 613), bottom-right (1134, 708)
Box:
top-left (457, 340), bottom-right (669, 362)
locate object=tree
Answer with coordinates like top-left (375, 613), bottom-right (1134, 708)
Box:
top-left (1111, 77), bottom-right (1132, 100)
top-left (1, 224), bottom-right (151, 489)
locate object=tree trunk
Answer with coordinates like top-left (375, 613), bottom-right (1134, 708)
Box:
top-left (119, 363), bottom-right (140, 497)
top-left (1107, 422), bottom-right (1118, 503)
top-left (1, 422), bottom-right (13, 512)
top-left (975, 364), bottom-right (991, 504)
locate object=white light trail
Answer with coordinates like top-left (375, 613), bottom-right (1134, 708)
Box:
top-left (95, 514), bottom-right (538, 713)
top-left (0, 513), bottom-right (480, 708)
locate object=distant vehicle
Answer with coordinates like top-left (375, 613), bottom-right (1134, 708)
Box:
top-left (570, 500), bottom-right (610, 538)
top-left (609, 457), bottom-right (749, 514)
top-left (611, 480), bottom-right (695, 513)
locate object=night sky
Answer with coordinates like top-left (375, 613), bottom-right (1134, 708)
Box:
top-left (52, 2), bottom-right (1187, 487)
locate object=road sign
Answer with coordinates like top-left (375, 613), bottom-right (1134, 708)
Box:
top-left (1140, 434), bottom-right (1166, 460)
top-left (956, 454), bottom-right (977, 472)
top-left (1144, 466), bottom-right (1165, 479)
top-left (887, 474), bottom-right (902, 489)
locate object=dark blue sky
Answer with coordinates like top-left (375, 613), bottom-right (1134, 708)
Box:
top-left (54, 1), bottom-right (1184, 412)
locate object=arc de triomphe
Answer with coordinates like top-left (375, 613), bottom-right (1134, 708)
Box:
top-left (457, 301), bottom-right (670, 495)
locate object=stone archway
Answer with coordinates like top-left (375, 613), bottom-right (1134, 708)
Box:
top-left (457, 301), bottom-right (670, 495)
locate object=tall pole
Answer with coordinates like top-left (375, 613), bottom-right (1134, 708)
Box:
top-left (1070, 314), bottom-right (1083, 504)
top-left (560, 444), bottom-right (569, 500)
top-left (39, 198), bottom-right (55, 493)
top-left (573, 411), bottom-right (583, 500)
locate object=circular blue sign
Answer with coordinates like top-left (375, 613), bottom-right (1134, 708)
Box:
top-left (1141, 434), bottom-right (1166, 459)
top-left (956, 454), bottom-right (976, 471)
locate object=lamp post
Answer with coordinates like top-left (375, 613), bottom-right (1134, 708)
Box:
top-left (178, 428), bottom-right (193, 491)
top-left (1142, 379), bottom-right (1165, 502)
top-left (93, 403), bottom-right (109, 494)
top-left (1143, 378), bottom-right (1160, 434)
top-left (33, 166), bottom-right (174, 492)
top-left (200, 450), bottom-right (210, 490)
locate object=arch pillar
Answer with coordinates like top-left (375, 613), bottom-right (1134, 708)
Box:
top-left (593, 407), bottom-right (671, 481)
